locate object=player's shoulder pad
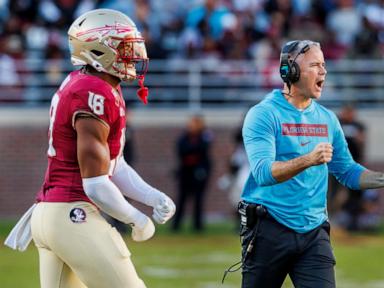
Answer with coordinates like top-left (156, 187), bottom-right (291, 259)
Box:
top-left (70, 72), bottom-right (117, 102)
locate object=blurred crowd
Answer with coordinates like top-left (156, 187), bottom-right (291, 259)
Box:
top-left (1, 0), bottom-right (384, 64)
top-left (0, 0), bottom-right (383, 102)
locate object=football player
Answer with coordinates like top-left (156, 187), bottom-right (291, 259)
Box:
top-left (29, 9), bottom-right (175, 288)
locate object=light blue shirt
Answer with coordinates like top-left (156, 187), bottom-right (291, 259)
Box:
top-left (242, 89), bottom-right (366, 233)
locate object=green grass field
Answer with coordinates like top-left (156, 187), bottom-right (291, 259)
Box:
top-left (1, 221), bottom-right (384, 288)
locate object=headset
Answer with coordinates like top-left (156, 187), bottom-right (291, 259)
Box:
top-left (279, 40), bottom-right (311, 86)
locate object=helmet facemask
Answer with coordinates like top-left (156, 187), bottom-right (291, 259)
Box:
top-left (110, 35), bottom-right (148, 82)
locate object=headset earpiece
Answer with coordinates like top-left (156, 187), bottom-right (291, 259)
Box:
top-left (289, 61), bottom-right (300, 83)
top-left (279, 40), bottom-right (302, 85)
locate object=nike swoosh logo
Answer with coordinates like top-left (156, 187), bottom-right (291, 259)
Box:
top-left (300, 141), bottom-right (311, 146)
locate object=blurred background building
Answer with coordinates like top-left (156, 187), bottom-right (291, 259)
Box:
top-left (0, 0), bottom-right (383, 230)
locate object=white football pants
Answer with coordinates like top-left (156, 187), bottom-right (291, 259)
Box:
top-left (31, 201), bottom-right (146, 288)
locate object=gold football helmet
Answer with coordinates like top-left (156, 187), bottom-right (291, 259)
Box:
top-left (68, 9), bottom-right (148, 82)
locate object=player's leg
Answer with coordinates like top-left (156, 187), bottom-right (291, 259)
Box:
top-left (44, 202), bottom-right (146, 288)
top-left (289, 222), bottom-right (336, 288)
top-left (31, 203), bottom-right (86, 288)
top-left (37, 247), bottom-right (87, 288)
top-left (69, 226), bottom-right (146, 288)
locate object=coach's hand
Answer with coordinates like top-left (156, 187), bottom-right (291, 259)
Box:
top-left (309, 143), bottom-right (333, 165)
top-left (131, 214), bottom-right (155, 242)
top-left (151, 193), bottom-right (176, 224)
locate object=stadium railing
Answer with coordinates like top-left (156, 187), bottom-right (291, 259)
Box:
top-left (1, 58), bottom-right (383, 109)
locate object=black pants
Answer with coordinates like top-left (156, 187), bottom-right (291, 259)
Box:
top-left (241, 213), bottom-right (336, 288)
top-left (172, 177), bottom-right (207, 231)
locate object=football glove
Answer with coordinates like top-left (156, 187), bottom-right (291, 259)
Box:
top-left (151, 193), bottom-right (176, 224)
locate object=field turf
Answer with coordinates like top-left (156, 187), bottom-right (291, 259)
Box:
top-left (1, 221), bottom-right (384, 288)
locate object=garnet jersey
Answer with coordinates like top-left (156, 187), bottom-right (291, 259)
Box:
top-left (36, 70), bottom-right (126, 203)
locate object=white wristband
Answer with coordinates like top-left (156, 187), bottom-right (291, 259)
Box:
top-left (82, 175), bottom-right (147, 228)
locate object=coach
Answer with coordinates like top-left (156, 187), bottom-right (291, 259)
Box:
top-left (239, 40), bottom-right (384, 288)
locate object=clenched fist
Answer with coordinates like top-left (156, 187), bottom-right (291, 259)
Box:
top-left (130, 214), bottom-right (155, 242)
top-left (308, 143), bottom-right (333, 166)
top-left (151, 193), bottom-right (176, 224)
